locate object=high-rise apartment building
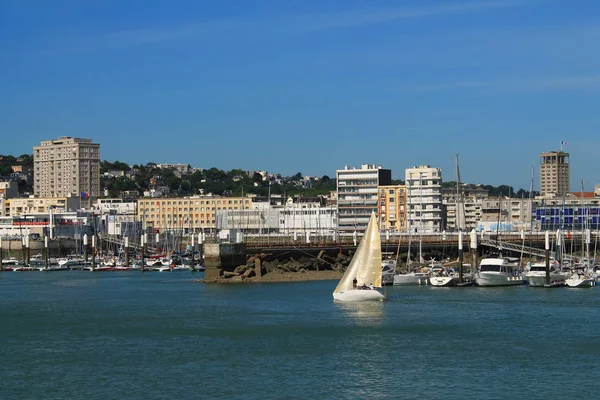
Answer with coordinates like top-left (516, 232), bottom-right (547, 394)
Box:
top-left (34, 137), bottom-right (100, 203)
top-left (336, 164), bottom-right (392, 232)
top-left (405, 165), bottom-right (442, 233)
top-left (540, 151), bottom-right (570, 196)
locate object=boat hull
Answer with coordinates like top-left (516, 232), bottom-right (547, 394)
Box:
top-left (527, 274), bottom-right (566, 287)
top-left (393, 273), bottom-right (429, 286)
top-left (476, 273), bottom-right (524, 287)
top-left (565, 278), bottom-right (595, 288)
top-left (429, 276), bottom-right (456, 287)
top-left (333, 289), bottom-right (385, 302)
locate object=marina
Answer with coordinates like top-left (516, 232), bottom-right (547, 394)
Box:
top-left (1, 271), bottom-right (600, 399)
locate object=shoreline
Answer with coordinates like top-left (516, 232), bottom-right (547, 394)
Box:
top-left (197, 270), bottom-right (343, 284)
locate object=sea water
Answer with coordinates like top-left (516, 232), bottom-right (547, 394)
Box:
top-left (1, 272), bottom-right (599, 399)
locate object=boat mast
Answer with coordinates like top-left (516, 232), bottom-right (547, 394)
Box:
top-left (581, 179), bottom-right (586, 262)
top-left (496, 189), bottom-right (502, 255)
top-left (455, 153), bottom-right (464, 231)
top-left (529, 164), bottom-right (535, 233)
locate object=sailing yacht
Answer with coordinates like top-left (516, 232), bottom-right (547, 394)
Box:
top-left (566, 181), bottom-right (596, 288)
top-left (333, 213), bottom-right (385, 302)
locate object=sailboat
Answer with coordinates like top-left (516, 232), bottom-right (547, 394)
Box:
top-left (566, 180), bottom-right (596, 288)
top-left (333, 212), bottom-right (385, 302)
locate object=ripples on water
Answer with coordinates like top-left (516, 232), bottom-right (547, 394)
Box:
top-left (1, 272), bottom-right (599, 399)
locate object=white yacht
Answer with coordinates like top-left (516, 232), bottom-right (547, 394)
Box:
top-left (476, 257), bottom-right (524, 286)
top-left (525, 260), bottom-right (567, 287)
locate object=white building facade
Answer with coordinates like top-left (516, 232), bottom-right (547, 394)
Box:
top-left (405, 165), bottom-right (443, 233)
top-left (336, 164), bottom-right (391, 233)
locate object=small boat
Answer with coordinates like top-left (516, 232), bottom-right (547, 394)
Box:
top-left (381, 258), bottom-right (396, 286)
top-left (332, 213), bottom-right (385, 302)
top-left (565, 266), bottom-right (595, 288)
top-left (525, 260), bottom-right (567, 287)
top-left (429, 263), bottom-right (475, 287)
top-left (429, 266), bottom-right (458, 287)
top-left (57, 258), bottom-right (84, 269)
top-left (2, 257), bottom-right (21, 267)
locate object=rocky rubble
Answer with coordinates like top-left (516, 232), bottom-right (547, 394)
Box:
top-left (199, 251), bottom-right (352, 284)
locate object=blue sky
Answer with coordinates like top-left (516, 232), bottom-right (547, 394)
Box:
top-left (2, 0), bottom-right (599, 191)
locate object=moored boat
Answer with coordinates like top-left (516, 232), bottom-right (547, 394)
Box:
top-left (565, 266), bottom-right (595, 288)
top-left (476, 257), bottom-right (524, 286)
top-left (525, 260), bottom-right (567, 287)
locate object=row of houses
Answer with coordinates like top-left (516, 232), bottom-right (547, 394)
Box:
top-left (2, 161), bottom-right (600, 240)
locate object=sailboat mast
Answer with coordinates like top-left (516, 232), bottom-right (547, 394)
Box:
top-left (581, 179), bottom-right (586, 262)
top-left (455, 153), bottom-right (464, 231)
top-left (529, 164), bottom-right (534, 233)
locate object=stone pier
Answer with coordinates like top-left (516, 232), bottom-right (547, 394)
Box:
top-left (203, 243), bottom-right (247, 279)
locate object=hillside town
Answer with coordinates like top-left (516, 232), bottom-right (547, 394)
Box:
top-left (0, 136), bottom-right (599, 243)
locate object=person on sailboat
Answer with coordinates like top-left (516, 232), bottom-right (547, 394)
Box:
top-left (353, 277), bottom-right (358, 289)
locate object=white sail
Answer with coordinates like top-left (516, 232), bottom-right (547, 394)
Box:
top-left (334, 213), bottom-right (382, 294)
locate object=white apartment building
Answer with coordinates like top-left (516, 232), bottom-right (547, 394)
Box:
top-left (405, 165), bottom-right (442, 233)
top-left (33, 137), bottom-right (100, 204)
top-left (336, 164), bottom-right (392, 232)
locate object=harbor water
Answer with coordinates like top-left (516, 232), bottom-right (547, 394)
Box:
top-left (1, 272), bottom-right (599, 399)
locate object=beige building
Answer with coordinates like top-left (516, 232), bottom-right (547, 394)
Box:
top-left (479, 196), bottom-right (533, 231)
top-left (34, 136), bottom-right (100, 203)
top-left (378, 185), bottom-right (408, 232)
top-left (540, 151), bottom-right (570, 196)
top-left (5, 196), bottom-right (81, 216)
top-left (137, 196), bottom-right (253, 232)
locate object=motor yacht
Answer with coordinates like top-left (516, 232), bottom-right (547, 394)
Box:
top-left (476, 257), bottom-right (524, 286)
